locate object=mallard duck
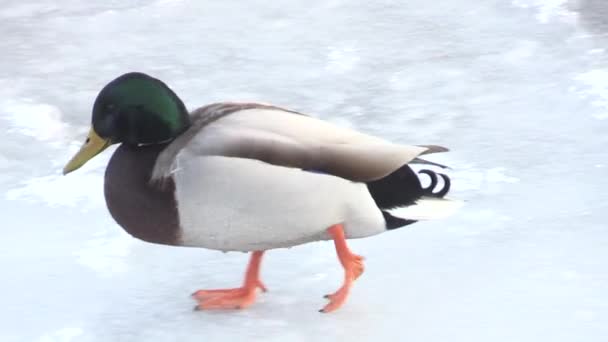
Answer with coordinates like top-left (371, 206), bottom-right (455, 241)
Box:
top-left (63, 72), bottom-right (460, 313)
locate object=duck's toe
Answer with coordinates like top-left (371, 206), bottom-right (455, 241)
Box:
top-left (193, 286), bottom-right (259, 310)
top-left (320, 282), bottom-right (352, 313)
top-left (192, 279), bottom-right (267, 300)
top-left (319, 224), bottom-right (366, 313)
top-left (192, 251), bottom-right (266, 311)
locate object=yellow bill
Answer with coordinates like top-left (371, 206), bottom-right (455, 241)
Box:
top-left (63, 128), bottom-right (112, 175)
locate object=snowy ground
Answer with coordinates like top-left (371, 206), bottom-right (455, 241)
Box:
top-left (2, 0), bottom-right (608, 341)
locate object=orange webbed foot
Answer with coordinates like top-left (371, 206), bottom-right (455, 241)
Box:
top-left (192, 251), bottom-right (266, 311)
top-left (192, 280), bottom-right (267, 299)
top-left (319, 224), bottom-right (365, 313)
top-left (193, 286), bottom-right (258, 310)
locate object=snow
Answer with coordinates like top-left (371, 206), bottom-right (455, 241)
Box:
top-left (2, 0), bottom-right (608, 341)
top-left (575, 69), bottom-right (608, 120)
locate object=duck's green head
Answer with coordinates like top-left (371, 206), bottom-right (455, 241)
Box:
top-left (63, 72), bottom-right (191, 174)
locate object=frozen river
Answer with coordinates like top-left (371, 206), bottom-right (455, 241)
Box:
top-left (1, 0), bottom-right (607, 341)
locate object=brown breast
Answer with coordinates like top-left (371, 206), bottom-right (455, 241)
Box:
top-left (104, 143), bottom-right (181, 245)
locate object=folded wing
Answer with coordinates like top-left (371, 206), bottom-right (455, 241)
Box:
top-left (152, 105), bottom-right (447, 183)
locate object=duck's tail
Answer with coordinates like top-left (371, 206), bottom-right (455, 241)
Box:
top-left (366, 166), bottom-right (462, 230)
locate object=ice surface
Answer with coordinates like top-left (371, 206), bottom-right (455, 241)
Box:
top-left (2, 0), bottom-right (607, 341)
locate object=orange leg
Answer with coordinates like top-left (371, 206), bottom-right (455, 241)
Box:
top-left (192, 251), bottom-right (266, 310)
top-left (320, 224), bottom-right (365, 313)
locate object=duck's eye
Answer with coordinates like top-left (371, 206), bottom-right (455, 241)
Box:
top-left (105, 103), bottom-right (115, 111)
top-left (85, 137), bottom-right (90, 144)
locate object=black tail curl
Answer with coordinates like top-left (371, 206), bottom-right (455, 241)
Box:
top-left (367, 165), bottom-right (452, 230)
top-left (418, 169), bottom-right (450, 198)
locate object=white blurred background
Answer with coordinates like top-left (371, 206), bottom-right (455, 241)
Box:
top-left (1, 0), bottom-right (607, 341)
